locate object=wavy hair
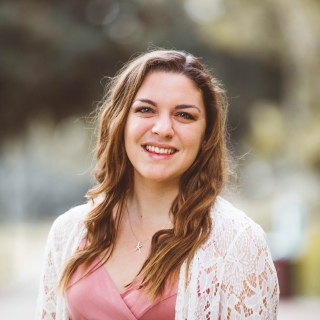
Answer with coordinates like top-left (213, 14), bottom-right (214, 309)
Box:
top-left (58, 50), bottom-right (230, 299)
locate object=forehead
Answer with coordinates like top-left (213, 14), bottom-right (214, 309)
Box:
top-left (134, 71), bottom-right (204, 108)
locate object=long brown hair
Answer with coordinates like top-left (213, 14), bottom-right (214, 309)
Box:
top-left (58, 50), bottom-right (229, 299)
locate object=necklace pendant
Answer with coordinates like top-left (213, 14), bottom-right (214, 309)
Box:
top-left (134, 241), bottom-right (142, 253)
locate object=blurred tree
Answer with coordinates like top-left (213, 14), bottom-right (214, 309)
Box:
top-left (0, 0), bottom-right (281, 143)
top-left (189, 0), bottom-right (320, 169)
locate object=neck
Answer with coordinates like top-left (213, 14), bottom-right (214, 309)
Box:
top-left (128, 175), bottom-right (179, 224)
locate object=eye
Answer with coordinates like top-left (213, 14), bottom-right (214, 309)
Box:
top-left (135, 106), bottom-right (154, 114)
top-left (176, 112), bottom-right (196, 120)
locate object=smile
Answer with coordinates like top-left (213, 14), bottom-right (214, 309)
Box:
top-left (144, 145), bottom-right (177, 155)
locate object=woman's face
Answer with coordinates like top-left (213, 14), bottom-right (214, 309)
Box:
top-left (124, 71), bottom-right (206, 185)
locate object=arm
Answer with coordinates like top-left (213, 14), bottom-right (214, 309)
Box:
top-left (35, 217), bottom-right (63, 320)
top-left (220, 223), bottom-right (279, 319)
top-left (35, 204), bottom-right (88, 320)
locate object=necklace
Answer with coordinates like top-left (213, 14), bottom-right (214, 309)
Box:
top-left (127, 208), bottom-right (170, 253)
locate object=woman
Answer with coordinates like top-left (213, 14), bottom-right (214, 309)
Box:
top-left (35, 50), bottom-right (279, 320)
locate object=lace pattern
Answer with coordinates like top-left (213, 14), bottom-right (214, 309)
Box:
top-left (35, 197), bottom-right (279, 319)
top-left (176, 198), bottom-right (279, 319)
top-left (35, 204), bottom-right (88, 320)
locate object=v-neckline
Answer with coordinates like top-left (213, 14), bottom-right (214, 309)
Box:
top-left (95, 256), bottom-right (178, 320)
top-left (81, 236), bottom-right (138, 295)
top-left (67, 257), bottom-right (139, 320)
top-left (97, 255), bottom-right (139, 295)
top-left (68, 238), bottom-right (178, 320)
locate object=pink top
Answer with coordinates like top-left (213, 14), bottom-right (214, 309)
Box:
top-left (66, 249), bottom-right (177, 320)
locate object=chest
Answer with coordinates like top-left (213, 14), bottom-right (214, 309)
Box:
top-left (102, 229), bottom-right (152, 292)
top-left (66, 255), bottom-right (178, 320)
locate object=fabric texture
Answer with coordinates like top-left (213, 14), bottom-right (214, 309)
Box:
top-left (35, 197), bottom-right (279, 320)
top-left (66, 241), bottom-right (177, 320)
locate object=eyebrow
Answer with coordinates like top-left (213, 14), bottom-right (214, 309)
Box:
top-left (133, 98), bottom-right (201, 113)
top-left (134, 98), bottom-right (157, 107)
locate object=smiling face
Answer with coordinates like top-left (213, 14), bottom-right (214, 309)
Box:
top-left (124, 71), bottom-right (206, 185)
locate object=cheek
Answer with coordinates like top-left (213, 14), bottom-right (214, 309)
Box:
top-left (184, 125), bottom-right (206, 149)
top-left (125, 118), bottom-right (138, 144)
top-left (186, 131), bottom-right (206, 161)
top-left (124, 118), bottom-right (150, 155)
top-left (124, 119), bottom-right (136, 156)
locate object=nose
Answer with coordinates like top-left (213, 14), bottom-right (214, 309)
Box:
top-left (151, 113), bottom-right (174, 138)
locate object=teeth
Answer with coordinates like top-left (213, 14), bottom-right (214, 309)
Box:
top-left (145, 145), bottom-right (175, 154)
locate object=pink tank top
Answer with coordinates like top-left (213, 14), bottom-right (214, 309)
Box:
top-left (66, 244), bottom-right (177, 320)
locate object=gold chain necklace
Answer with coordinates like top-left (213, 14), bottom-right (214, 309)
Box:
top-left (126, 208), bottom-right (170, 253)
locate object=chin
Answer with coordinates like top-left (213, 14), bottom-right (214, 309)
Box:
top-left (137, 169), bottom-right (179, 184)
top-left (144, 174), bottom-right (173, 182)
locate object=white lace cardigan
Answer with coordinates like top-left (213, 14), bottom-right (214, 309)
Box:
top-left (35, 197), bottom-right (279, 319)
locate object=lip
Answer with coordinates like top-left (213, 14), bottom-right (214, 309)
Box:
top-left (142, 142), bottom-right (179, 150)
top-left (141, 142), bottom-right (178, 159)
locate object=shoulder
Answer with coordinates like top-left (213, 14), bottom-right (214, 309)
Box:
top-left (212, 196), bottom-right (257, 226)
top-left (53, 202), bottom-right (91, 225)
top-left (184, 199), bottom-right (279, 318)
top-left (52, 202), bottom-right (91, 228)
top-left (212, 196), bottom-right (265, 234)
top-left (48, 202), bottom-right (92, 243)
top-left (44, 202), bottom-right (93, 266)
top-left (207, 197), bottom-right (266, 254)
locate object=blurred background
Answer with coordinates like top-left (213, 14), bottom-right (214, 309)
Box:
top-left (0, 0), bottom-right (319, 318)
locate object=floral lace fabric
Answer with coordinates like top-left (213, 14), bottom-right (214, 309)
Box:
top-left (35, 197), bottom-right (279, 320)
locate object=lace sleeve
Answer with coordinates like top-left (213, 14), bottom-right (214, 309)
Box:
top-left (35, 217), bottom-right (62, 320)
top-left (34, 203), bottom-right (90, 319)
top-left (219, 223), bottom-right (279, 319)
